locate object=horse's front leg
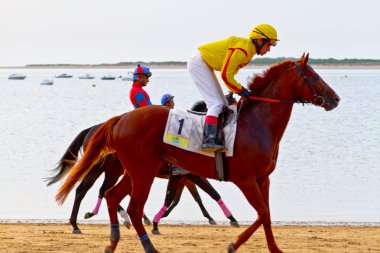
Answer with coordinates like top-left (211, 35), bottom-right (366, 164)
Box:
top-left (229, 180), bottom-right (283, 253)
top-left (185, 181), bottom-right (216, 225)
top-left (104, 173), bottom-right (132, 253)
top-left (186, 174), bottom-right (239, 227)
top-left (259, 177), bottom-right (282, 253)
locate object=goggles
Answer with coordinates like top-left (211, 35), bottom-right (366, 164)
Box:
top-left (270, 39), bottom-right (277, 47)
top-left (134, 73), bottom-right (151, 78)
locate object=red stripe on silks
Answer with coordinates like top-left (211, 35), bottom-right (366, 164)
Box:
top-left (221, 48), bottom-right (248, 93)
top-left (205, 115), bottom-right (218, 125)
top-left (234, 48), bottom-right (248, 57)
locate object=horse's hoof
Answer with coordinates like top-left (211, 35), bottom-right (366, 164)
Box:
top-left (123, 220), bottom-right (131, 229)
top-left (230, 221), bottom-right (240, 228)
top-left (151, 229), bottom-right (161, 235)
top-left (144, 219), bottom-right (152, 225)
top-left (84, 212), bottom-right (94, 219)
top-left (104, 246), bottom-right (114, 253)
top-left (227, 243), bottom-right (235, 253)
top-left (209, 219), bottom-right (217, 225)
top-left (72, 229), bottom-right (82, 234)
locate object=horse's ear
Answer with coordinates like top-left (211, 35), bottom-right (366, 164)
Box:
top-left (300, 52), bottom-right (308, 69)
top-left (300, 52), bottom-right (305, 61)
top-left (304, 53), bottom-right (309, 65)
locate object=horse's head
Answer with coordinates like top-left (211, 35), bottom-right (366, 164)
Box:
top-left (293, 53), bottom-right (340, 111)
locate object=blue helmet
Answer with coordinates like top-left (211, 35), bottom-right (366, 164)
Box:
top-left (133, 64), bottom-right (152, 78)
top-left (161, 94), bottom-right (174, 105)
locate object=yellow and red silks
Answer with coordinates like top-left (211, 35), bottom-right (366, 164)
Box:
top-left (198, 36), bottom-right (256, 93)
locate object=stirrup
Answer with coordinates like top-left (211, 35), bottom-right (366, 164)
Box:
top-left (201, 143), bottom-right (226, 153)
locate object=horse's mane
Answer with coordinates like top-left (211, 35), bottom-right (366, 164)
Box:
top-left (247, 60), bottom-right (294, 96)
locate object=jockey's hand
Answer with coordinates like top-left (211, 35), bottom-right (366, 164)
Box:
top-left (238, 87), bottom-right (250, 98)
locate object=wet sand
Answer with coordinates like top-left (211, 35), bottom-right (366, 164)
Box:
top-left (1, 223), bottom-right (379, 252)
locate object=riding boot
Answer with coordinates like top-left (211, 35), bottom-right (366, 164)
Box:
top-left (201, 123), bottom-right (226, 152)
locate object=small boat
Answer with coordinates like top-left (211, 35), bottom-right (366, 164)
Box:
top-left (79, 74), bottom-right (95, 79)
top-left (8, 74), bottom-right (26, 80)
top-left (41, 79), bottom-right (54, 85)
top-left (55, 73), bottom-right (73, 78)
top-left (101, 75), bottom-right (116, 80)
top-left (120, 72), bottom-right (133, 81)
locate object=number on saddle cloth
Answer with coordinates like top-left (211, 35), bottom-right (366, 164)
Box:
top-left (163, 108), bottom-right (238, 157)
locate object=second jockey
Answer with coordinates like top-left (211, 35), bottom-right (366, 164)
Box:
top-left (129, 64), bottom-right (152, 109)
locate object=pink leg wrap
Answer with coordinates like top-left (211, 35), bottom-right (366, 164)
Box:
top-left (217, 199), bottom-right (232, 217)
top-left (91, 197), bottom-right (103, 215)
top-left (153, 205), bottom-right (168, 223)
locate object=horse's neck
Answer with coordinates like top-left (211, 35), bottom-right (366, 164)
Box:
top-left (248, 78), bottom-right (296, 143)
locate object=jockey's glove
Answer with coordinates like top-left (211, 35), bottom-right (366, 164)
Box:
top-left (238, 87), bottom-right (250, 98)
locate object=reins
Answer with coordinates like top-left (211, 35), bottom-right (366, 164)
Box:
top-left (234, 61), bottom-right (331, 120)
top-left (237, 61), bottom-right (328, 107)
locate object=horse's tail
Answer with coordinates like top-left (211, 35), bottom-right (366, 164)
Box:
top-left (55, 115), bottom-right (122, 205)
top-left (45, 127), bottom-right (92, 186)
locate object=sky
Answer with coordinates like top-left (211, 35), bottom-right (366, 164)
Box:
top-left (1, 0), bottom-right (380, 67)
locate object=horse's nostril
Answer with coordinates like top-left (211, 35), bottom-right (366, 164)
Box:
top-left (335, 95), bottom-right (341, 103)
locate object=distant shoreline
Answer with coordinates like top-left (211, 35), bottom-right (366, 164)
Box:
top-left (2, 63), bottom-right (380, 70)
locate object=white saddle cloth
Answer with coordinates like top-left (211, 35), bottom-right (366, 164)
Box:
top-left (163, 106), bottom-right (238, 157)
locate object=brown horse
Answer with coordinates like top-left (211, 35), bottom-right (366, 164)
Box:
top-left (47, 103), bottom-right (238, 234)
top-left (56, 54), bottom-right (340, 253)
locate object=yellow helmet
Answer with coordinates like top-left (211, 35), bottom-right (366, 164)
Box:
top-left (249, 24), bottom-right (278, 45)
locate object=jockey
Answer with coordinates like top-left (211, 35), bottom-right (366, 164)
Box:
top-left (188, 24), bottom-right (279, 152)
top-left (160, 94), bottom-right (188, 176)
top-left (129, 64), bottom-right (152, 109)
top-left (160, 93), bottom-right (175, 109)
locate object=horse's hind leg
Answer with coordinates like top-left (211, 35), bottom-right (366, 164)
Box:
top-left (84, 173), bottom-right (118, 219)
top-left (161, 176), bottom-right (185, 218)
top-left (69, 163), bottom-right (103, 234)
top-left (152, 176), bottom-right (184, 235)
top-left (228, 180), bottom-right (282, 253)
top-left (104, 173), bottom-right (132, 253)
top-left (127, 173), bottom-right (159, 253)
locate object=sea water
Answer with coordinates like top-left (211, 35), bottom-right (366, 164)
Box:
top-left (0, 68), bottom-right (379, 225)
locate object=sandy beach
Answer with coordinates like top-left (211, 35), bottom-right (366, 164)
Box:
top-left (1, 223), bottom-right (379, 252)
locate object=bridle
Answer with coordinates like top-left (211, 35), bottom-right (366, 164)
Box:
top-left (240, 61), bottom-right (330, 107)
top-left (294, 62), bottom-right (330, 107)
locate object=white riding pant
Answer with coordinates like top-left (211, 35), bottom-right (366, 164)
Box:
top-left (187, 50), bottom-right (228, 117)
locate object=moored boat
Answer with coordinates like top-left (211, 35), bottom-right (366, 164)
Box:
top-left (79, 74), bottom-right (95, 79)
top-left (41, 79), bottom-right (54, 85)
top-left (101, 75), bottom-right (116, 80)
top-left (55, 74), bottom-right (73, 78)
top-left (8, 74), bottom-right (26, 80)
